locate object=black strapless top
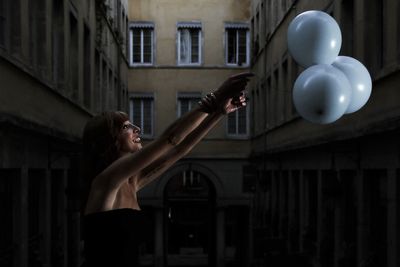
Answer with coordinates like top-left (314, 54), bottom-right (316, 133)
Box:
top-left (82, 208), bottom-right (151, 267)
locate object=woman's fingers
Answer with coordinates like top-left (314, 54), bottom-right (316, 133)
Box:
top-left (232, 93), bottom-right (248, 107)
top-left (216, 73), bottom-right (253, 102)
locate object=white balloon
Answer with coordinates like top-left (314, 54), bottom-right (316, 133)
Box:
top-left (293, 64), bottom-right (352, 124)
top-left (287, 10), bottom-right (342, 68)
top-left (332, 56), bottom-right (372, 114)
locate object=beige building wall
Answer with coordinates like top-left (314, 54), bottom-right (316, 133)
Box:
top-left (127, 0), bottom-right (252, 177)
top-left (129, 0), bottom-right (250, 66)
top-left (128, 1), bottom-right (253, 266)
top-left (128, 0), bottom-right (251, 156)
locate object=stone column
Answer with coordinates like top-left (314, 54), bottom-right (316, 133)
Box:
top-left (387, 169), bottom-right (397, 267)
top-left (299, 170), bottom-right (305, 252)
top-left (216, 207), bottom-right (225, 267)
top-left (334, 173), bottom-right (345, 267)
top-left (247, 204), bottom-right (253, 267)
top-left (14, 167), bottom-right (28, 267)
top-left (154, 207), bottom-right (164, 267)
top-left (43, 170), bottom-right (51, 266)
top-left (66, 169), bottom-right (81, 267)
top-left (316, 170), bottom-right (323, 266)
top-left (278, 172), bottom-right (286, 239)
top-left (288, 171), bottom-right (297, 253)
top-left (271, 172), bottom-right (277, 237)
top-left (356, 170), bottom-right (368, 267)
top-left (62, 170), bottom-right (68, 267)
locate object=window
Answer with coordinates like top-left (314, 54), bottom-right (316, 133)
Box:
top-left (29, 0), bottom-right (45, 71)
top-left (52, 0), bottom-right (64, 89)
top-left (121, 9), bottom-right (127, 55)
top-left (83, 24), bottom-right (91, 108)
top-left (108, 69), bottom-right (113, 108)
top-left (129, 22), bottom-right (154, 65)
top-left (177, 22), bottom-right (202, 65)
top-left (242, 165), bottom-right (257, 193)
top-left (225, 23), bottom-right (249, 66)
top-left (129, 94), bottom-right (154, 137)
top-left (182, 170), bottom-right (204, 190)
top-left (227, 105), bottom-right (248, 137)
top-left (28, 169), bottom-right (46, 266)
top-left (364, 0), bottom-right (383, 73)
top-left (0, 0), bottom-right (6, 48)
top-left (101, 59), bottom-right (107, 110)
top-left (10, 0), bottom-right (21, 56)
top-left (165, 169), bottom-right (211, 198)
top-left (0, 169), bottom-right (18, 267)
top-left (95, 50), bottom-right (101, 112)
top-left (340, 0), bottom-right (354, 56)
top-left (177, 92), bottom-right (201, 117)
top-left (69, 13), bottom-right (78, 100)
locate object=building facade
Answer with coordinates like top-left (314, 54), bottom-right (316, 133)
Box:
top-left (0, 0), bottom-right (129, 266)
top-left (4, 1), bottom-right (398, 267)
top-left (127, 0), bottom-right (252, 266)
top-left (249, 0), bottom-right (400, 266)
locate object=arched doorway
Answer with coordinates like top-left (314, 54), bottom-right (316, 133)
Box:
top-left (164, 168), bottom-right (216, 267)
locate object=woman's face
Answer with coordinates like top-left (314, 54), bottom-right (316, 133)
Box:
top-left (116, 121), bottom-right (142, 155)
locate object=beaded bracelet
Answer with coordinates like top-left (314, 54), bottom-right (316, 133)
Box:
top-left (198, 93), bottom-right (219, 113)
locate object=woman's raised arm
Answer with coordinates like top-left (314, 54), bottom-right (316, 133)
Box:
top-left (94, 72), bottom-right (253, 192)
top-left (94, 105), bottom-right (208, 191)
top-left (134, 93), bottom-right (248, 191)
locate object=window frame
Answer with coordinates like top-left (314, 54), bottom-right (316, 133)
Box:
top-left (177, 92), bottom-right (202, 117)
top-left (0, 0), bottom-right (8, 49)
top-left (129, 93), bottom-right (155, 138)
top-left (129, 22), bottom-right (154, 67)
top-left (224, 23), bottom-right (250, 67)
top-left (177, 22), bottom-right (202, 66)
top-left (226, 102), bottom-right (250, 139)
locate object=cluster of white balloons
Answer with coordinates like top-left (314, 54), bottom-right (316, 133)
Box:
top-left (287, 10), bottom-right (372, 124)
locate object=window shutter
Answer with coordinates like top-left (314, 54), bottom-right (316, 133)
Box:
top-left (227, 29), bottom-right (236, 64)
top-left (132, 98), bottom-right (142, 129)
top-left (180, 99), bottom-right (190, 115)
top-left (130, 22), bottom-right (153, 64)
top-left (0, 0), bottom-right (6, 47)
top-left (132, 28), bottom-right (141, 63)
top-left (177, 22), bottom-right (201, 64)
top-left (225, 23), bottom-right (249, 66)
top-left (238, 30), bottom-right (247, 65)
top-left (238, 107), bottom-right (247, 134)
top-left (190, 98), bottom-right (200, 110)
top-left (143, 99), bottom-right (152, 134)
top-left (143, 28), bottom-right (152, 63)
top-left (130, 95), bottom-right (154, 137)
top-left (178, 93), bottom-right (201, 117)
top-left (36, 0), bottom-right (46, 71)
top-left (228, 112), bottom-right (236, 134)
top-left (180, 29), bottom-right (190, 64)
top-left (191, 29), bottom-right (199, 63)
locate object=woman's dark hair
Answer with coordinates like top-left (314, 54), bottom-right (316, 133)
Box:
top-left (81, 111), bottom-right (129, 205)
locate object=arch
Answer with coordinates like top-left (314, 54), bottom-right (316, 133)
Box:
top-left (153, 162), bottom-right (224, 199)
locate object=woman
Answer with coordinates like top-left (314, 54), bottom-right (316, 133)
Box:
top-left (81, 72), bottom-right (253, 266)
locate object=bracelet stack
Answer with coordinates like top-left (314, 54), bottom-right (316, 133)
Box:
top-left (198, 93), bottom-right (219, 114)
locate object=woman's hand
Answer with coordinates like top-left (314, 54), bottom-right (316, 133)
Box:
top-left (197, 72), bottom-right (253, 114)
top-left (221, 92), bottom-right (248, 114)
top-left (213, 72), bottom-right (254, 101)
